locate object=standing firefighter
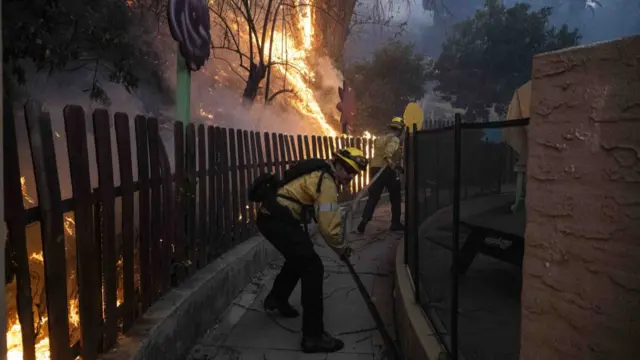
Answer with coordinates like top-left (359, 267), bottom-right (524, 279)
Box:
top-left (248, 147), bottom-right (368, 353)
top-left (357, 117), bottom-right (405, 233)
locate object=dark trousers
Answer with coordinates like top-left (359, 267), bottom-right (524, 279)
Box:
top-left (361, 167), bottom-right (402, 224)
top-left (256, 209), bottom-right (325, 337)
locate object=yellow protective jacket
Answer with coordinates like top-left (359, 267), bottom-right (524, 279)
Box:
top-left (271, 164), bottom-right (345, 252)
top-left (371, 133), bottom-right (402, 168)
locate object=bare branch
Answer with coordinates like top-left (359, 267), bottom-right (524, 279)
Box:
top-left (267, 88), bottom-right (295, 103)
top-left (211, 53), bottom-right (248, 81)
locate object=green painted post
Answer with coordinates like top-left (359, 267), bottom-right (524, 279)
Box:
top-left (176, 52), bottom-right (191, 124)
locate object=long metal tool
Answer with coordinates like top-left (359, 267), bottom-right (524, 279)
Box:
top-left (340, 125), bottom-right (407, 359)
top-left (340, 254), bottom-right (403, 360)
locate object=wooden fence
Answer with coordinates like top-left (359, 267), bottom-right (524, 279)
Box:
top-left (4, 101), bottom-right (374, 360)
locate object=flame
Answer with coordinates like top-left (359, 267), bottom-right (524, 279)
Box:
top-left (264, 0), bottom-right (337, 137)
top-left (199, 108), bottom-right (215, 120)
top-left (8, 178), bottom-right (123, 360)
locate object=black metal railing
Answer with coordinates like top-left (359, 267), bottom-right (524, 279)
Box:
top-left (404, 114), bottom-right (529, 360)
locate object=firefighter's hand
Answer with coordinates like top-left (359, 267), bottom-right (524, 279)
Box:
top-left (337, 246), bottom-right (354, 260)
top-left (396, 167), bottom-right (405, 175)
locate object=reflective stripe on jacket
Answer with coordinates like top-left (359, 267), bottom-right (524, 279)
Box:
top-left (371, 133), bottom-right (401, 168)
top-left (274, 166), bottom-right (345, 251)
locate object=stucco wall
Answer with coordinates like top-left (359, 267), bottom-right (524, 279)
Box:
top-left (522, 35), bottom-right (640, 360)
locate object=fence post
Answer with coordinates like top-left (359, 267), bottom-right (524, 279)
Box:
top-left (451, 113), bottom-right (463, 360)
top-left (411, 124), bottom-right (420, 303)
top-left (403, 130), bottom-right (410, 266)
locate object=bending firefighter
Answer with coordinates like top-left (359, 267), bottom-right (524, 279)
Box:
top-left (357, 116), bottom-right (405, 233)
top-left (248, 147), bottom-right (368, 353)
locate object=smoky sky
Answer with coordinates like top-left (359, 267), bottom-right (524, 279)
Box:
top-left (345, 0), bottom-right (640, 61)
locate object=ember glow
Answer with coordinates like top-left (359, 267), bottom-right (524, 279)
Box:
top-left (7, 178), bottom-right (122, 360)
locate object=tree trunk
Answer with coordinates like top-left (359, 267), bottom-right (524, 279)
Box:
top-left (242, 62), bottom-right (267, 105)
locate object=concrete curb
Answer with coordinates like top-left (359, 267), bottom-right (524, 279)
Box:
top-left (98, 233), bottom-right (290, 360)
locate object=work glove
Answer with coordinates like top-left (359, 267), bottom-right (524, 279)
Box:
top-left (336, 246), bottom-right (354, 261)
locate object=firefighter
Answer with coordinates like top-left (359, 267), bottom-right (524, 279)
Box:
top-left (254, 147), bottom-right (368, 353)
top-left (357, 116), bottom-right (405, 233)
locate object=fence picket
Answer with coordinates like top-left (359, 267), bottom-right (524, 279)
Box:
top-left (147, 118), bottom-right (164, 293)
top-left (228, 129), bottom-right (240, 245)
top-left (264, 132), bottom-right (273, 174)
top-left (287, 135), bottom-right (298, 162)
top-left (5, 100), bottom-right (36, 360)
top-left (173, 122), bottom-right (186, 282)
top-left (114, 112), bottom-right (136, 331)
top-left (207, 126), bottom-right (217, 260)
top-left (296, 135), bottom-right (304, 161)
top-left (322, 136), bottom-right (330, 161)
top-left (92, 109), bottom-right (118, 349)
top-left (278, 133), bottom-right (287, 175)
top-left (311, 135), bottom-right (318, 157)
top-left (256, 132), bottom-right (266, 175)
top-left (134, 115), bottom-right (151, 311)
top-left (245, 131), bottom-right (257, 234)
top-left (355, 137), bottom-right (362, 192)
top-left (236, 130), bottom-right (247, 242)
top-left (213, 127), bottom-right (225, 255)
top-left (303, 135), bottom-right (311, 158)
top-left (271, 133), bottom-right (281, 178)
top-left (219, 129), bottom-right (232, 251)
top-left (159, 135), bottom-right (174, 294)
top-left (197, 125), bottom-right (208, 268)
top-left (185, 124), bottom-right (197, 272)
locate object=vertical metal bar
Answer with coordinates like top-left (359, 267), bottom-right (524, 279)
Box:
top-left (411, 124), bottom-right (420, 303)
top-left (451, 113), bottom-right (462, 360)
top-left (403, 129), bottom-right (410, 266)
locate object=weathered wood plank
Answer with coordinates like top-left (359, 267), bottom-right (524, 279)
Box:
top-left (158, 135), bottom-right (174, 294)
top-left (214, 127), bottom-right (226, 255)
top-left (264, 133), bottom-right (273, 174)
top-left (207, 126), bottom-right (217, 260)
top-left (219, 128), bottom-right (232, 251)
top-left (303, 135), bottom-right (311, 159)
top-left (185, 124), bottom-right (197, 273)
top-left (322, 136), bottom-right (330, 161)
top-left (197, 125), bottom-right (207, 267)
top-left (5, 99), bottom-right (36, 360)
top-left (228, 129), bottom-right (240, 246)
top-left (147, 117), bottom-right (163, 293)
top-left (134, 116), bottom-right (151, 311)
top-left (92, 109), bottom-right (118, 349)
top-left (173, 122), bottom-right (186, 282)
top-left (114, 112), bottom-right (136, 332)
top-left (236, 130), bottom-right (247, 242)
top-left (25, 101), bottom-right (72, 360)
top-left (296, 135), bottom-right (304, 160)
top-left (255, 132), bottom-right (266, 175)
top-left (246, 131), bottom-right (257, 235)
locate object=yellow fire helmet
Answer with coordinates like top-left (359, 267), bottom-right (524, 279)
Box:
top-left (334, 147), bottom-right (368, 174)
top-left (389, 116), bottom-right (405, 130)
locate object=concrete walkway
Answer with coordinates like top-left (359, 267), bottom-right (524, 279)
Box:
top-left (187, 204), bottom-right (401, 360)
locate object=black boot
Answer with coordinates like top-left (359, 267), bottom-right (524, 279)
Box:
top-left (301, 332), bottom-right (344, 353)
top-left (390, 222), bottom-right (405, 232)
top-left (264, 294), bottom-right (300, 318)
top-left (357, 221), bottom-right (367, 234)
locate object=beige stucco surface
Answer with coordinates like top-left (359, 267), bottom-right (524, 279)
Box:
top-left (521, 35), bottom-right (640, 360)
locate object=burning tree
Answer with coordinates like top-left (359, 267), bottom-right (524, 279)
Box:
top-left (209, 0), bottom-right (307, 104)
